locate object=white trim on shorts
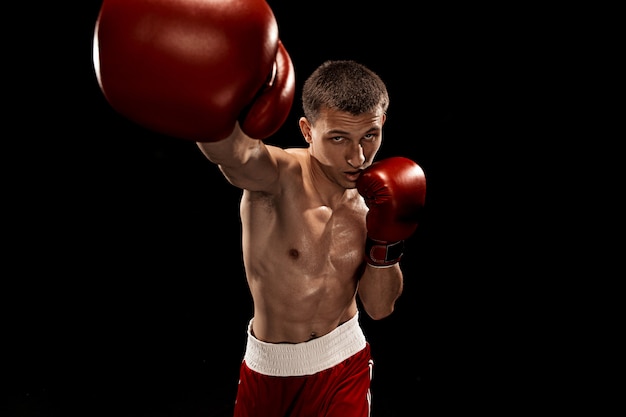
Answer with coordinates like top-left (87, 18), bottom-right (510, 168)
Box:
top-left (243, 311), bottom-right (367, 377)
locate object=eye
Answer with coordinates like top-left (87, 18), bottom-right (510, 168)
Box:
top-left (330, 136), bottom-right (345, 142)
top-left (362, 133), bottom-right (376, 142)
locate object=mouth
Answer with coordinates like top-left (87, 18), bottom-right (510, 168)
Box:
top-left (345, 171), bottom-right (361, 182)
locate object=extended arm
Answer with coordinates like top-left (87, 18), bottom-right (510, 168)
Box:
top-left (196, 124), bottom-right (283, 192)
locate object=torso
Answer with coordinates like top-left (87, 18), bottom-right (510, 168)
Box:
top-left (240, 148), bottom-right (368, 343)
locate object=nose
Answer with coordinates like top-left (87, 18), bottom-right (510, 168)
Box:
top-left (347, 143), bottom-right (366, 168)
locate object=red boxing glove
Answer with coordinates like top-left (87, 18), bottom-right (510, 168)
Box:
top-left (356, 157), bottom-right (426, 267)
top-left (93, 0), bottom-right (295, 142)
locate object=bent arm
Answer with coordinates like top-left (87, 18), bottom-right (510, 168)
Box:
top-left (196, 122), bottom-right (283, 192)
top-left (357, 264), bottom-right (403, 320)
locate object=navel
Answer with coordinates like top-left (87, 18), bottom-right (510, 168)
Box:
top-left (288, 248), bottom-right (299, 259)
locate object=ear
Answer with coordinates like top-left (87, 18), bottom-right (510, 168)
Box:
top-left (299, 117), bottom-right (312, 144)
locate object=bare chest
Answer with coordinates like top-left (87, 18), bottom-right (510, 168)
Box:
top-left (283, 202), bottom-right (366, 274)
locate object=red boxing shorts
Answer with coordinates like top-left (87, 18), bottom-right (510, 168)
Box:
top-left (233, 312), bottom-right (373, 417)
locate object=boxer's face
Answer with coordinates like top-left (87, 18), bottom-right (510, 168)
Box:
top-left (300, 107), bottom-right (386, 189)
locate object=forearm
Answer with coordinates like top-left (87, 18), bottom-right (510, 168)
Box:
top-left (196, 123), bottom-right (281, 191)
top-left (358, 263), bottom-right (403, 320)
top-left (196, 122), bottom-right (253, 166)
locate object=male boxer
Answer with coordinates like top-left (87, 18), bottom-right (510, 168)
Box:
top-left (94, 1), bottom-right (426, 415)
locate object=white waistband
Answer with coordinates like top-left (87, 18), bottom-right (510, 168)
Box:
top-left (243, 312), bottom-right (366, 377)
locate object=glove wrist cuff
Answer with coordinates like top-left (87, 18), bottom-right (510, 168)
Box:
top-left (365, 237), bottom-right (405, 267)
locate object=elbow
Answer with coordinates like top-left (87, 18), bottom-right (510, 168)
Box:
top-left (363, 303), bottom-right (395, 321)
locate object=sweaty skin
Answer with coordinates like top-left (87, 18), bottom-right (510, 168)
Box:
top-left (197, 107), bottom-right (403, 343)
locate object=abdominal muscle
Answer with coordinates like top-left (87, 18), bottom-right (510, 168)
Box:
top-left (247, 268), bottom-right (360, 344)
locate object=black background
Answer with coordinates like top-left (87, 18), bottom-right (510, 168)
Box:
top-left (3, 1), bottom-right (609, 416)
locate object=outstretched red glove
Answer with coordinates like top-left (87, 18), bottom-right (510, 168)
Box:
top-left (93, 0), bottom-right (295, 142)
